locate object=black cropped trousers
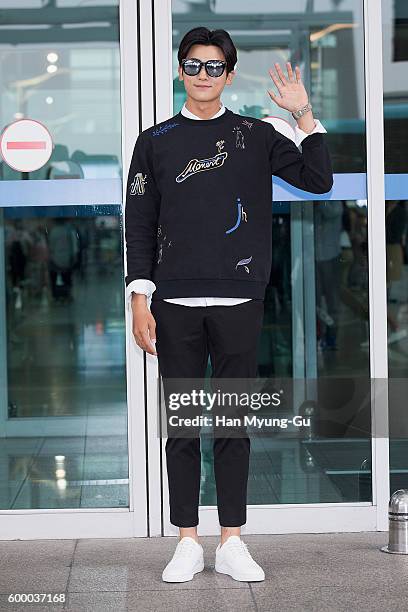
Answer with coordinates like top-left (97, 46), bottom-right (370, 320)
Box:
top-left (150, 298), bottom-right (264, 528)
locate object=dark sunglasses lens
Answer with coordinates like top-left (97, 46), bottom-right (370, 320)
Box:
top-left (183, 61), bottom-right (200, 76)
top-left (206, 62), bottom-right (225, 77)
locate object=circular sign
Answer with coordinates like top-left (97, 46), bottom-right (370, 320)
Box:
top-left (0, 118), bottom-right (53, 172)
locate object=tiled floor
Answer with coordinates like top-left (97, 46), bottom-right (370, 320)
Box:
top-left (0, 532), bottom-right (406, 611)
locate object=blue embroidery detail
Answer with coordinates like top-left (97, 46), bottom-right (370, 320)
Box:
top-left (226, 198), bottom-right (248, 234)
top-left (152, 122), bottom-right (180, 137)
top-left (226, 198), bottom-right (241, 233)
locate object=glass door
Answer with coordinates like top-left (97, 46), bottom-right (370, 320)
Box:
top-left (0, 0), bottom-right (147, 538)
top-left (382, 0), bottom-right (408, 496)
top-left (147, 0), bottom-right (390, 536)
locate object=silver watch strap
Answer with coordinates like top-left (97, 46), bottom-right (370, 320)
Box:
top-left (292, 103), bottom-right (312, 119)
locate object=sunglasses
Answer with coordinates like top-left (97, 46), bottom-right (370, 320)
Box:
top-left (181, 58), bottom-right (227, 78)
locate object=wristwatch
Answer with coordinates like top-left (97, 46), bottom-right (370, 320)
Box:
top-left (292, 102), bottom-right (312, 119)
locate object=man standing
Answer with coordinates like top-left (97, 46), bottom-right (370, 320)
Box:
top-left (125, 27), bottom-right (333, 582)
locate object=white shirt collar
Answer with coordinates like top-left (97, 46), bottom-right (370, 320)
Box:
top-left (181, 102), bottom-right (225, 120)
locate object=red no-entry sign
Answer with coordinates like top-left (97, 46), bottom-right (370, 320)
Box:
top-left (0, 118), bottom-right (53, 172)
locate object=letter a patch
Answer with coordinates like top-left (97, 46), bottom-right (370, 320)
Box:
top-left (130, 172), bottom-right (147, 195)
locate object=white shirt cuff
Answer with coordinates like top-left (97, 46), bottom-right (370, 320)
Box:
top-left (294, 118), bottom-right (327, 147)
top-left (126, 279), bottom-right (156, 310)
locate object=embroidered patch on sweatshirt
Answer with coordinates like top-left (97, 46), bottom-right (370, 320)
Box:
top-left (233, 126), bottom-right (245, 149)
top-left (152, 122), bottom-right (179, 137)
top-left (235, 256), bottom-right (252, 273)
top-left (156, 225), bottom-right (172, 264)
top-left (175, 141), bottom-right (228, 183)
top-left (130, 172), bottom-right (147, 195)
top-left (226, 197), bottom-right (248, 234)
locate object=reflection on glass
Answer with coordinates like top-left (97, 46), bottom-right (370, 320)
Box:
top-left (382, 0), bottom-right (408, 174)
top-left (382, 0), bottom-right (408, 494)
top-left (1, 206), bottom-right (128, 509)
top-left (0, 0), bottom-right (121, 182)
top-left (385, 201), bottom-right (408, 350)
top-left (172, 0), bottom-right (371, 506)
top-left (316, 200), bottom-right (369, 365)
top-left (173, 0), bottom-right (366, 172)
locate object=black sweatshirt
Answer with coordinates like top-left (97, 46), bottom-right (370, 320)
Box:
top-left (124, 107), bottom-right (333, 301)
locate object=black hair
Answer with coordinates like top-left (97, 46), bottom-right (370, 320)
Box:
top-left (177, 27), bottom-right (237, 74)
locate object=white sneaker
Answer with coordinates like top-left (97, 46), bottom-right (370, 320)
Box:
top-left (215, 536), bottom-right (265, 581)
top-left (162, 537), bottom-right (204, 582)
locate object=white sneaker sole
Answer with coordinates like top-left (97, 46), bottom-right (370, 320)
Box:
top-left (162, 558), bottom-right (204, 583)
top-left (215, 560), bottom-right (265, 582)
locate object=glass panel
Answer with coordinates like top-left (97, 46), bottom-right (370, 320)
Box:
top-left (0, 1), bottom-right (129, 509)
top-left (172, 0), bottom-right (371, 505)
top-left (382, 0), bottom-right (408, 494)
top-left (0, 0), bottom-right (121, 182)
